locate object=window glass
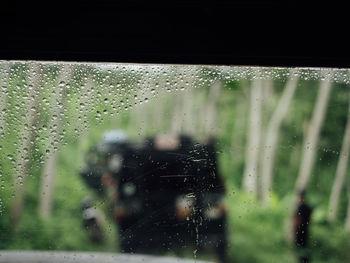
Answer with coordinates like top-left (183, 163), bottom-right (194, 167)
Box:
top-left (0, 61), bottom-right (350, 263)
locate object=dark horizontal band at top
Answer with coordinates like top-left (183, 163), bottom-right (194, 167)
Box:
top-left (1, 1), bottom-right (349, 68)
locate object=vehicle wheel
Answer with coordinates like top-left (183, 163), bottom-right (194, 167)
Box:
top-left (214, 230), bottom-right (228, 263)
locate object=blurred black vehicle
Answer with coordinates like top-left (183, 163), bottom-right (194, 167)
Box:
top-left (80, 196), bottom-right (105, 244)
top-left (80, 131), bottom-right (228, 262)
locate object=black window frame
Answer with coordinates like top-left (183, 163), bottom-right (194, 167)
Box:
top-left (1, 1), bottom-right (349, 68)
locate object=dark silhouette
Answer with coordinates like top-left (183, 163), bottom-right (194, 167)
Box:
top-left (80, 132), bottom-right (228, 262)
top-left (81, 196), bottom-right (105, 244)
top-left (293, 189), bottom-right (312, 263)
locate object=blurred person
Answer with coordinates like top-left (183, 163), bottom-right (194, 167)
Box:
top-left (293, 189), bottom-right (312, 263)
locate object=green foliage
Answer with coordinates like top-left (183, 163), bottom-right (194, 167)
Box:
top-left (225, 192), bottom-right (293, 263)
top-left (311, 223), bottom-right (350, 262)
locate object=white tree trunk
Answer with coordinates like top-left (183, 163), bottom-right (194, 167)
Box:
top-left (203, 81), bottom-right (222, 140)
top-left (260, 69), bottom-right (299, 205)
top-left (152, 96), bottom-right (166, 133)
top-left (0, 63), bottom-right (10, 133)
top-left (11, 63), bottom-right (42, 231)
top-left (345, 181), bottom-right (350, 231)
top-left (231, 80), bottom-right (249, 160)
top-left (183, 86), bottom-right (196, 136)
top-left (129, 75), bottom-right (154, 136)
top-left (286, 69), bottom-right (333, 242)
top-left (39, 152), bottom-right (58, 217)
top-left (178, 72), bottom-right (197, 137)
top-left (231, 100), bottom-right (247, 159)
top-left (328, 93), bottom-right (350, 223)
top-left (38, 65), bottom-right (73, 218)
top-left (77, 76), bottom-right (101, 166)
top-left (261, 77), bottom-right (274, 104)
top-left (171, 92), bottom-right (184, 134)
top-left (295, 70), bottom-right (333, 192)
top-left (242, 74), bottom-right (263, 195)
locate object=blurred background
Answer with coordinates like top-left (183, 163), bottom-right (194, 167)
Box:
top-left (0, 61), bottom-right (350, 263)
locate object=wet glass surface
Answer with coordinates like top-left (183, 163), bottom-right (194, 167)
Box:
top-left (0, 61), bottom-right (350, 263)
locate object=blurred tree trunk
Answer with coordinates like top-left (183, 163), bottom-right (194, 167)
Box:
top-left (171, 92), bottom-right (184, 134)
top-left (77, 76), bottom-right (100, 166)
top-left (183, 86), bottom-right (196, 135)
top-left (286, 70), bottom-right (333, 242)
top-left (170, 72), bottom-right (197, 136)
top-left (129, 80), bottom-right (148, 136)
top-left (38, 65), bottom-right (73, 218)
top-left (294, 70), bottom-right (333, 191)
top-left (260, 69), bottom-right (299, 205)
top-left (242, 73), bottom-right (263, 195)
top-left (203, 81), bottom-right (222, 140)
top-left (129, 74), bottom-right (163, 136)
top-left (257, 78), bottom-right (273, 199)
top-left (11, 63), bottom-right (42, 231)
top-left (261, 77), bottom-right (274, 102)
top-left (152, 95), bottom-right (166, 132)
top-left (328, 93), bottom-right (350, 223)
top-left (149, 74), bottom-right (165, 132)
top-left (0, 63), bottom-right (10, 134)
top-left (196, 90), bottom-right (207, 140)
top-left (231, 80), bottom-right (249, 160)
top-left (345, 179), bottom-right (350, 231)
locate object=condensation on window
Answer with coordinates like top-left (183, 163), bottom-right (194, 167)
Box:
top-left (0, 61), bottom-right (350, 263)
